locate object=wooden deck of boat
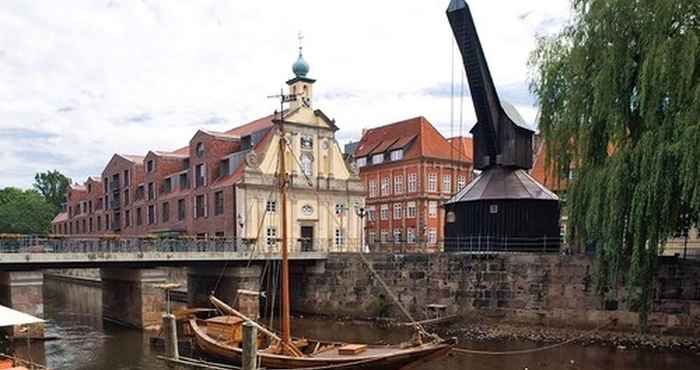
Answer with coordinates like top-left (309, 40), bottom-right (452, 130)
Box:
top-left (311, 346), bottom-right (402, 359)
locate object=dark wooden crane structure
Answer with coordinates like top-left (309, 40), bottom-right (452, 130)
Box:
top-left (444, 0), bottom-right (561, 252)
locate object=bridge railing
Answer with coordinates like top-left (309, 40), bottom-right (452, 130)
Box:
top-left (0, 235), bottom-right (257, 255)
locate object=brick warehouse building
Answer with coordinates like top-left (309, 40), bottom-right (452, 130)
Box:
top-left (51, 50), bottom-right (365, 253)
top-left (350, 117), bottom-right (473, 252)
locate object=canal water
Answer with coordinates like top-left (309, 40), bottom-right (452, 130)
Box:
top-left (10, 279), bottom-right (698, 370)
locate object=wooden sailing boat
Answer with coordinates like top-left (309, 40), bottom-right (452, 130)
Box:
top-left (189, 87), bottom-right (456, 369)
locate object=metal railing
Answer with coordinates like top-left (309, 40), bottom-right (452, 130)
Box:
top-left (442, 235), bottom-right (563, 254)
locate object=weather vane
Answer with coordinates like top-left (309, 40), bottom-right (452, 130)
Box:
top-left (297, 30), bottom-right (304, 54)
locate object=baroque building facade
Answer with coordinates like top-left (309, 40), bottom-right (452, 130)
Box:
top-left (51, 50), bottom-right (364, 253)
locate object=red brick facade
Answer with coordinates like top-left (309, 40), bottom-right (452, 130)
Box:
top-left (352, 116), bottom-right (472, 252)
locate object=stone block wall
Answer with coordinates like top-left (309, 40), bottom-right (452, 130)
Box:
top-left (293, 253), bottom-right (700, 335)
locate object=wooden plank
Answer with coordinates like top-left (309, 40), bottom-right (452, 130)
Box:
top-left (337, 344), bottom-right (367, 355)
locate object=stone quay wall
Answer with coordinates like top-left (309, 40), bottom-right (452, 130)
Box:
top-left (292, 253), bottom-right (700, 335)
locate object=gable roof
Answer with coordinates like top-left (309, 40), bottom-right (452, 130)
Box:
top-left (353, 116), bottom-right (472, 163)
top-left (448, 136), bottom-right (474, 162)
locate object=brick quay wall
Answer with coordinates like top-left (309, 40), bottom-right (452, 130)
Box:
top-left (292, 253), bottom-right (700, 335)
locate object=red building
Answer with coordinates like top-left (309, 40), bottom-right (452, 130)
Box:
top-left (351, 116), bottom-right (472, 252)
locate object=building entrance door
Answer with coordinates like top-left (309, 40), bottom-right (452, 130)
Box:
top-left (300, 226), bottom-right (314, 251)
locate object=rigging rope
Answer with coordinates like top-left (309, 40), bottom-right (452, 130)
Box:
top-left (451, 319), bottom-right (615, 356)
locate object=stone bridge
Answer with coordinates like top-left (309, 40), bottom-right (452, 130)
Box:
top-left (0, 236), bottom-right (327, 332)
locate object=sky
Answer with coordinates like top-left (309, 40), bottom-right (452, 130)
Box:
top-left (0, 0), bottom-right (571, 189)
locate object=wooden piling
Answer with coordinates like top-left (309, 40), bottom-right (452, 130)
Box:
top-left (242, 321), bottom-right (257, 370)
top-left (162, 313), bottom-right (179, 361)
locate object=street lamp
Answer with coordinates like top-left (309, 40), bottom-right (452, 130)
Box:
top-left (353, 202), bottom-right (367, 253)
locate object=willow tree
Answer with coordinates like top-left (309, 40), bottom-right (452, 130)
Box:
top-left (529, 0), bottom-right (699, 329)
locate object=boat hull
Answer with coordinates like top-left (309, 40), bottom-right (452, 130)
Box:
top-left (189, 319), bottom-right (455, 370)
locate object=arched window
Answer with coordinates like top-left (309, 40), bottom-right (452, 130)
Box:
top-left (301, 153), bottom-right (313, 177)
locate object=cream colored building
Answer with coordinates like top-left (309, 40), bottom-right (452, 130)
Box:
top-left (233, 50), bottom-right (365, 253)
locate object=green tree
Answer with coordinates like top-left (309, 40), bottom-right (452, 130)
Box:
top-left (529, 0), bottom-right (699, 329)
top-left (33, 170), bottom-right (71, 211)
top-left (0, 188), bottom-right (55, 234)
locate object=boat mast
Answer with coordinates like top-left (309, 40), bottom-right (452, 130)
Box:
top-left (276, 101), bottom-right (292, 350)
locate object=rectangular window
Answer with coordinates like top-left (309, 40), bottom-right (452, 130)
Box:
top-left (219, 159), bottom-right (230, 178)
top-left (381, 177), bottom-right (390, 196)
top-left (148, 182), bottom-right (155, 201)
top-left (335, 229), bottom-right (344, 246)
top-left (393, 229), bottom-right (402, 243)
top-left (356, 157), bottom-right (367, 167)
top-left (162, 202), bottom-right (170, 223)
top-left (136, 185), bottom-right (145, 201)
top-left (89, 218), bottom-right (93, 233)
top-left (125, 210), bottom-right (130, 227)
top-left (368, 180), bottom-right (378, 198)
top-left (266, 200), bottom-right (277, 213)
top-left (407, 228), bottom-right (416, 243)
top-left (380, 204), bottom-right (389, 220)
top-left (368, 231), bottom-right (377, 244)
top-left (195, 194), bottom-right (205, 218)
top-left (394, 175), bottom-right (403, 194)
top-left (214, 191), bottom-right (224, 216)
top-left (178, 199), bottom-right (186, 221)
top-left (367, 206), bottom-right (376, 222)
top-left (105, 214), bottom-right (110, 230)
top-left (195, 164), bottom-right (205, 187)
top-left (147, 160), bottom-right (154, 172)
top-left (123, 170), bottom-right (129, 186)
top-left (407, 173), bottom-right (417, 193)
top-left (266, 227), bottom-right (277, 246)
top-left (88, 201), bottom-right (93, 214)
top-left (393, 203), bottom-right (402, 220)
top-left (148, 205), bottom-right (155, 225)
top-left (429, 201), bottom-right (438, 218)
top-left (335, 203), bottom-right (345, 215)
top-left (372, 153), bottom-right (384, 165)
top-left (123, 189), bottom-right (130, 206)
top-left (428, 228), bottom-right (437, 244)
top-left (457, 175), bottom-right (466, 191)
top-left (105, 195), bottom-right (109, 210)
top-left (407, 202), bottom-right (417, 218)
top-left (179, 173), bottom-right (189, 189)
top-left (443, 175), bottom-right (452, 194)
top-left (97, 216), bottom-right (102, 231)
top-left (163, 178), bottom-right (172, 194)
top-left (427, 173), bottom-right (437, 192)
top-left (390, 150), bottom-right (403, 161)
top-left (136, 208), bottom-right (143, 226)
top-left (380, 231), bottom-right (389, 243)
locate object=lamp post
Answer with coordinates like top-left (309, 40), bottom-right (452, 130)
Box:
top-left (354, 203), bottom-right (366, 252)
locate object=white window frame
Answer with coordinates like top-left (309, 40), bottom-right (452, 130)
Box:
top-left (428, 201), bottom-right (438, 218)
top-left (367, 206), bottom-right (376, 222)
top-left (407, 173), bottom-right (417, 193)
top-left (368, 231), bottom-right (377, 244)
top-left (301, 153), bottom-right (313, 177)
top-left (394, 175), bottom-right (403, 194)
top-left (369, 180), bottom-right (377, 198)
top-left (407, 228), bottom-right (416, 243)
top-left (427, 173), bottom-right (437, 192)
top-left (372, 153), bottom-right (384, 165)
top-left (393, 229), bottom-right (402, 243)
top-left (393, 203), bottom-right (402, 220)
top-left (380, 231), bottom-right (389, 243)
top-left (443, 175), bottom-right (452, 194)
top-left (380, 205), bottom-right (389, 220)
top-left (457, 175), bottom-right (466, 190)
top-left (356, 157), bottom-right (367, 167)
top-left (428, 228), bottom-right (437, 244)
top-left (381, 177), bottom-right (390, 196)
top-left (266, 227), bottom-right (277, 246)
top-left (335, 229), bottom-right (344, 246)
top-left (390, 150), bottom-right (403, 161)
top-left (407, 201), bottom-right (417, 218)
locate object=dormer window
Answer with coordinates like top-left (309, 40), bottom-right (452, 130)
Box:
top-left (196, 142), bottom-right (205, 158)
top-left (371, 153), bottom-right (384, 165)
top-left (390, 150), bottom-right (404, 161)
top-left (356, 157), bottom-right (367, 168)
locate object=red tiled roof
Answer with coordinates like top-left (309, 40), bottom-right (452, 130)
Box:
top-left (354, 116), bottom-right (471, 163)
top-left (121, 154), bottom-right (145, 163)
top-left (531, 141), bottom-right (567, 192)
top-left (152, 151), bottom-right (189, 159)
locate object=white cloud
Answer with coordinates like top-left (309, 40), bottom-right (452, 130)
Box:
top-left (0, 0), bottom-right (569, 188)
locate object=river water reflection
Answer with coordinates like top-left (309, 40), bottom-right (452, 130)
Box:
top-left (12, 279), bottom-right (697, 370)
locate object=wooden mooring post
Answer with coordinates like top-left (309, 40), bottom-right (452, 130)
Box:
top-left (242, 321), bottom-right (257, 370)
top-left (162, 313), bottom-right (179, 362)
